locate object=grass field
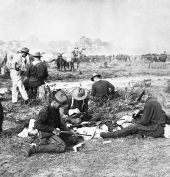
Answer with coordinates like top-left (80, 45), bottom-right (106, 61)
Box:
top-left (0, 59), bottom-right (170, 177)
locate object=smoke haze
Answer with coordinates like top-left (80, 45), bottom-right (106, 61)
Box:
top-left (0, 0), bottom-right (170, 54)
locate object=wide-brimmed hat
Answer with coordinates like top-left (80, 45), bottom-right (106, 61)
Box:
top-left (33, 52), bottom-right (43, 58)
top-left (20, 47), bottom-right (29, 54)
top-left (50, 89), bottom-right (68, 105)
top-left (72, 87), bottom-right (88, 100)
top-left (91, 73), bottom-right (102, 81)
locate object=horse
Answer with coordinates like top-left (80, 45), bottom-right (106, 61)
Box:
top-left (50, 53), bottom-right (70, 71)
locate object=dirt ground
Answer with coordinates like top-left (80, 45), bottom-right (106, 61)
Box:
top-left (0, 60), bottom-right (170, 177)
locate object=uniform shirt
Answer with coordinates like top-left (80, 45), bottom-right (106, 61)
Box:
top-left (138, 98), bottom-right (166, 126)
top-left (26, 60), bottom-right (48, 88)
top-left (91, 80), bottom-right (115, 97)
top-left (34, 105), bottom-right (68, 133)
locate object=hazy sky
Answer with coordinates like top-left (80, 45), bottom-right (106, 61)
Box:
top-left (0, 0), bottom-right (170, 54)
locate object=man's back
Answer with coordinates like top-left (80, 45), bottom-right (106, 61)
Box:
top-left (91, 80), bottom-right (114, 97)
top-left (140, 98), bottom-right (166, 126)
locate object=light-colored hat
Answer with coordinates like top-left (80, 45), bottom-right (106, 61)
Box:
top-left (91, 73), bottom-right (102, 81)
top-left (33, 52), bottom-right (43, 58)
top-left (20, 47), bottom-right (29, 54)
top-left (72, 87), bottom-right (88, 100)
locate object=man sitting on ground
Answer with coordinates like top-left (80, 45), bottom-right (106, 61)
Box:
top-left (27, 89), bottom-right (79, 157)
top-left (64, 87), bottom-right (91, 124)
top-left (91, 73), bottom-right (116, 102)
top-left (101, 90), bottom-right (166, 138)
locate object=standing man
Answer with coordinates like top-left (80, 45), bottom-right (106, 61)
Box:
top-left (10, 47), bottom-right (29, 104)
top-left (25, 52), bottom-right (48, 99)
top-left (27, 90), bottom-right (79, 157)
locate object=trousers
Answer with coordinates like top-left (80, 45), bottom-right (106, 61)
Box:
top-left (36, 135), bottom-right (66, 153)
top-left (12, 79), bottom-right (28, 103)
top-left (101, 123), bottom-right (165, 138)
top-left (34, 134), bottom-right (79, 154)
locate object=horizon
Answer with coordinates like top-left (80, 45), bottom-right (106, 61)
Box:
top-left (0, 0), bottom-right (170, 55)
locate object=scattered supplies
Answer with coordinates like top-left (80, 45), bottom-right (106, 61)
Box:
top-left (18, 128), bottom-right (30, 138)
top-left (74, 127), bottom-right (97, 140)
top-left (18, 119), bottom-right (38, 138)
top-left (103, 140), bottom-right (112, 144)
top-left (112, 126), bottom-right (121, 132)
top-left (164, 124), bottom-right (170, 138)
top-left (68, 108), bottom-right (80, 116)
top-left (121, 122), bottom-right (133, 128)
top-left (117, 115), bottom-right (133, 125)
top-left (72, 143), bottom-right (85, 152)
top-left (0, 88), bottom-right (8, 95)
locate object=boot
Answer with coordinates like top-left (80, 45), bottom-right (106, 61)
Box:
top-left (27, 144), bottom-right (37, 157)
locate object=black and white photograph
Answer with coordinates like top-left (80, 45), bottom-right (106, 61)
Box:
top-left (0, 0), bottom-right (170, 176)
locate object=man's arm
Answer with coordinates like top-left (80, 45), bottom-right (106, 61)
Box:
top-left (34, 107), bottom-right (55, 133)
top-left (59, 118), bottom-right (70, 131)
top-left (44, 65), bottom-right (49, 79)
top-left (91, 84), bottom-right (96, 96)
top-left (83, 98), bottom-right (89, 113)
top-left (107, 81), bottom-right (115, 94)
top-left (25, 65), bottom-right (30, 78)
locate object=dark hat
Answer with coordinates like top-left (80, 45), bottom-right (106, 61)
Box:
top-left (50, 89), bottom-right (68, 105)
top-left (72, 87), bottom-right (88, 100)
top-left (33, 52), bottom-right (43, 58)
top-left (91, 73), bottom-right (102, 81)
top-left (20, 47), bottom-right (29, 54)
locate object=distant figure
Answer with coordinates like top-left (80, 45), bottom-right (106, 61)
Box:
top-left (91, 73), bottom-right (115, 102)
top-left (25, 52), bottom-right (48, 99)
top-left (101, 90), bottom-right (166, 139)
top-left (9, 47), bottom-right (29, 104)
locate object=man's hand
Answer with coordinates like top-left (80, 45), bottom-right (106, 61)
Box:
top-left (53, 128), bottom-right (60, 135)
top-left (62, 114), bottom-right (68, 121)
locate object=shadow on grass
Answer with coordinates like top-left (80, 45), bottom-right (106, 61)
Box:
top-left (1, 125), bottom-right (25, 138)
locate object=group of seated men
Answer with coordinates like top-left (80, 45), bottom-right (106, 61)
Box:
top-left (26, 84), bottom-right (169, 157)
top-left (0, 47), bottom-right (170, 157)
